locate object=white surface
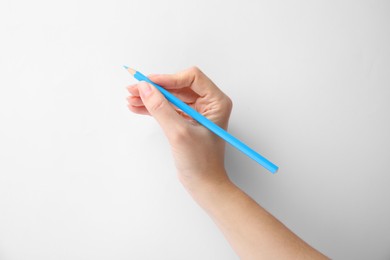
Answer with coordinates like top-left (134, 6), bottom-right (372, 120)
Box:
top-left (1, 0), bottom-right (389, 259)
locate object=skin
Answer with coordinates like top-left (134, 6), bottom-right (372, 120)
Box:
top-left (126, 66), bottom-right (328, 259)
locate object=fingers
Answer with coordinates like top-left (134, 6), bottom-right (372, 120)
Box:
top-left (137, 81), bottom-right (186, 135)
top-left (127, 83), bottom-right (199, 104)
top-left (127, 87), bottom-right (151, 115)
top-left (127, 104), bottom-right (150, 115)
top-left (169, 87), bottom-right (199, 104)
top-left (127, 95), bottom-right (143, 106)
top-left (126, 66), bottom-right (231, 131)
top-left (127, 84), bottom-right (140, 96)
top-left (148, 66), bottom-right (223, 98)
top-left (127, 88), bottom-right (198, 119)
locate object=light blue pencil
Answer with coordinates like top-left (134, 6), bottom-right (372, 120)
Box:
top-left (124, 66), bottom-right (279, 174)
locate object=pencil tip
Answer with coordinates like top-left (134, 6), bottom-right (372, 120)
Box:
top-left (123, 65), bottom-right (136, 75)
top-left (124, 66), bottom-right (136, 75)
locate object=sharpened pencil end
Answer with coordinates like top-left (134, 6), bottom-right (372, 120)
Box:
top-left (123, 65), bottom-right (137, 75)
top-left (124, 66), bottom-right (136, 75)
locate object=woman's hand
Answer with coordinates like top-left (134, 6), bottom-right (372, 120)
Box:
top-left (127, 67), bottom-right (233, 189)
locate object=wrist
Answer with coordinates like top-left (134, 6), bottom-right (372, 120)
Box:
top-left (178, 167), bottom-right (228, 191)
top-left (178, 169), bottom-right (236, 205)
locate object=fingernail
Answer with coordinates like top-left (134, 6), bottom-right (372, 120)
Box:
top-left (139, 82), bottom-right (152, 97)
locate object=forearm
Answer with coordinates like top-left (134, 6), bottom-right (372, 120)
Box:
top-left (181, 170), bottom-right (328, 259)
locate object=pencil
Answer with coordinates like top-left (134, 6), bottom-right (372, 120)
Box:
top-left (124, 66), bottom-right (279, 174)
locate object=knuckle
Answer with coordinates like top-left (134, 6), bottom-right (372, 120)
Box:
top-left (188, 66), bottom-right (206, 84)
top-left (224, 96), bottom-right (233, 111)
top-left (189, 66), bottom-right (202, 75)
top-left (218, 95), bottom-right (233, 112)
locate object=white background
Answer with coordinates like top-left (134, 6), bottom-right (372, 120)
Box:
top-left (1, 0), bottom-right (389, 259)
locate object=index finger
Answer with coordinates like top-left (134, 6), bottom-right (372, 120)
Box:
top-left (148, 66), bottom-right (223, 97)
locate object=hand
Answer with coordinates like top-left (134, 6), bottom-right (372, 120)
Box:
top-left (126, 67), bottom-right (233, 189)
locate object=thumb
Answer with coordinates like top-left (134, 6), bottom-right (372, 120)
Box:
top-left (138, 81), bottom-right (186, 134)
